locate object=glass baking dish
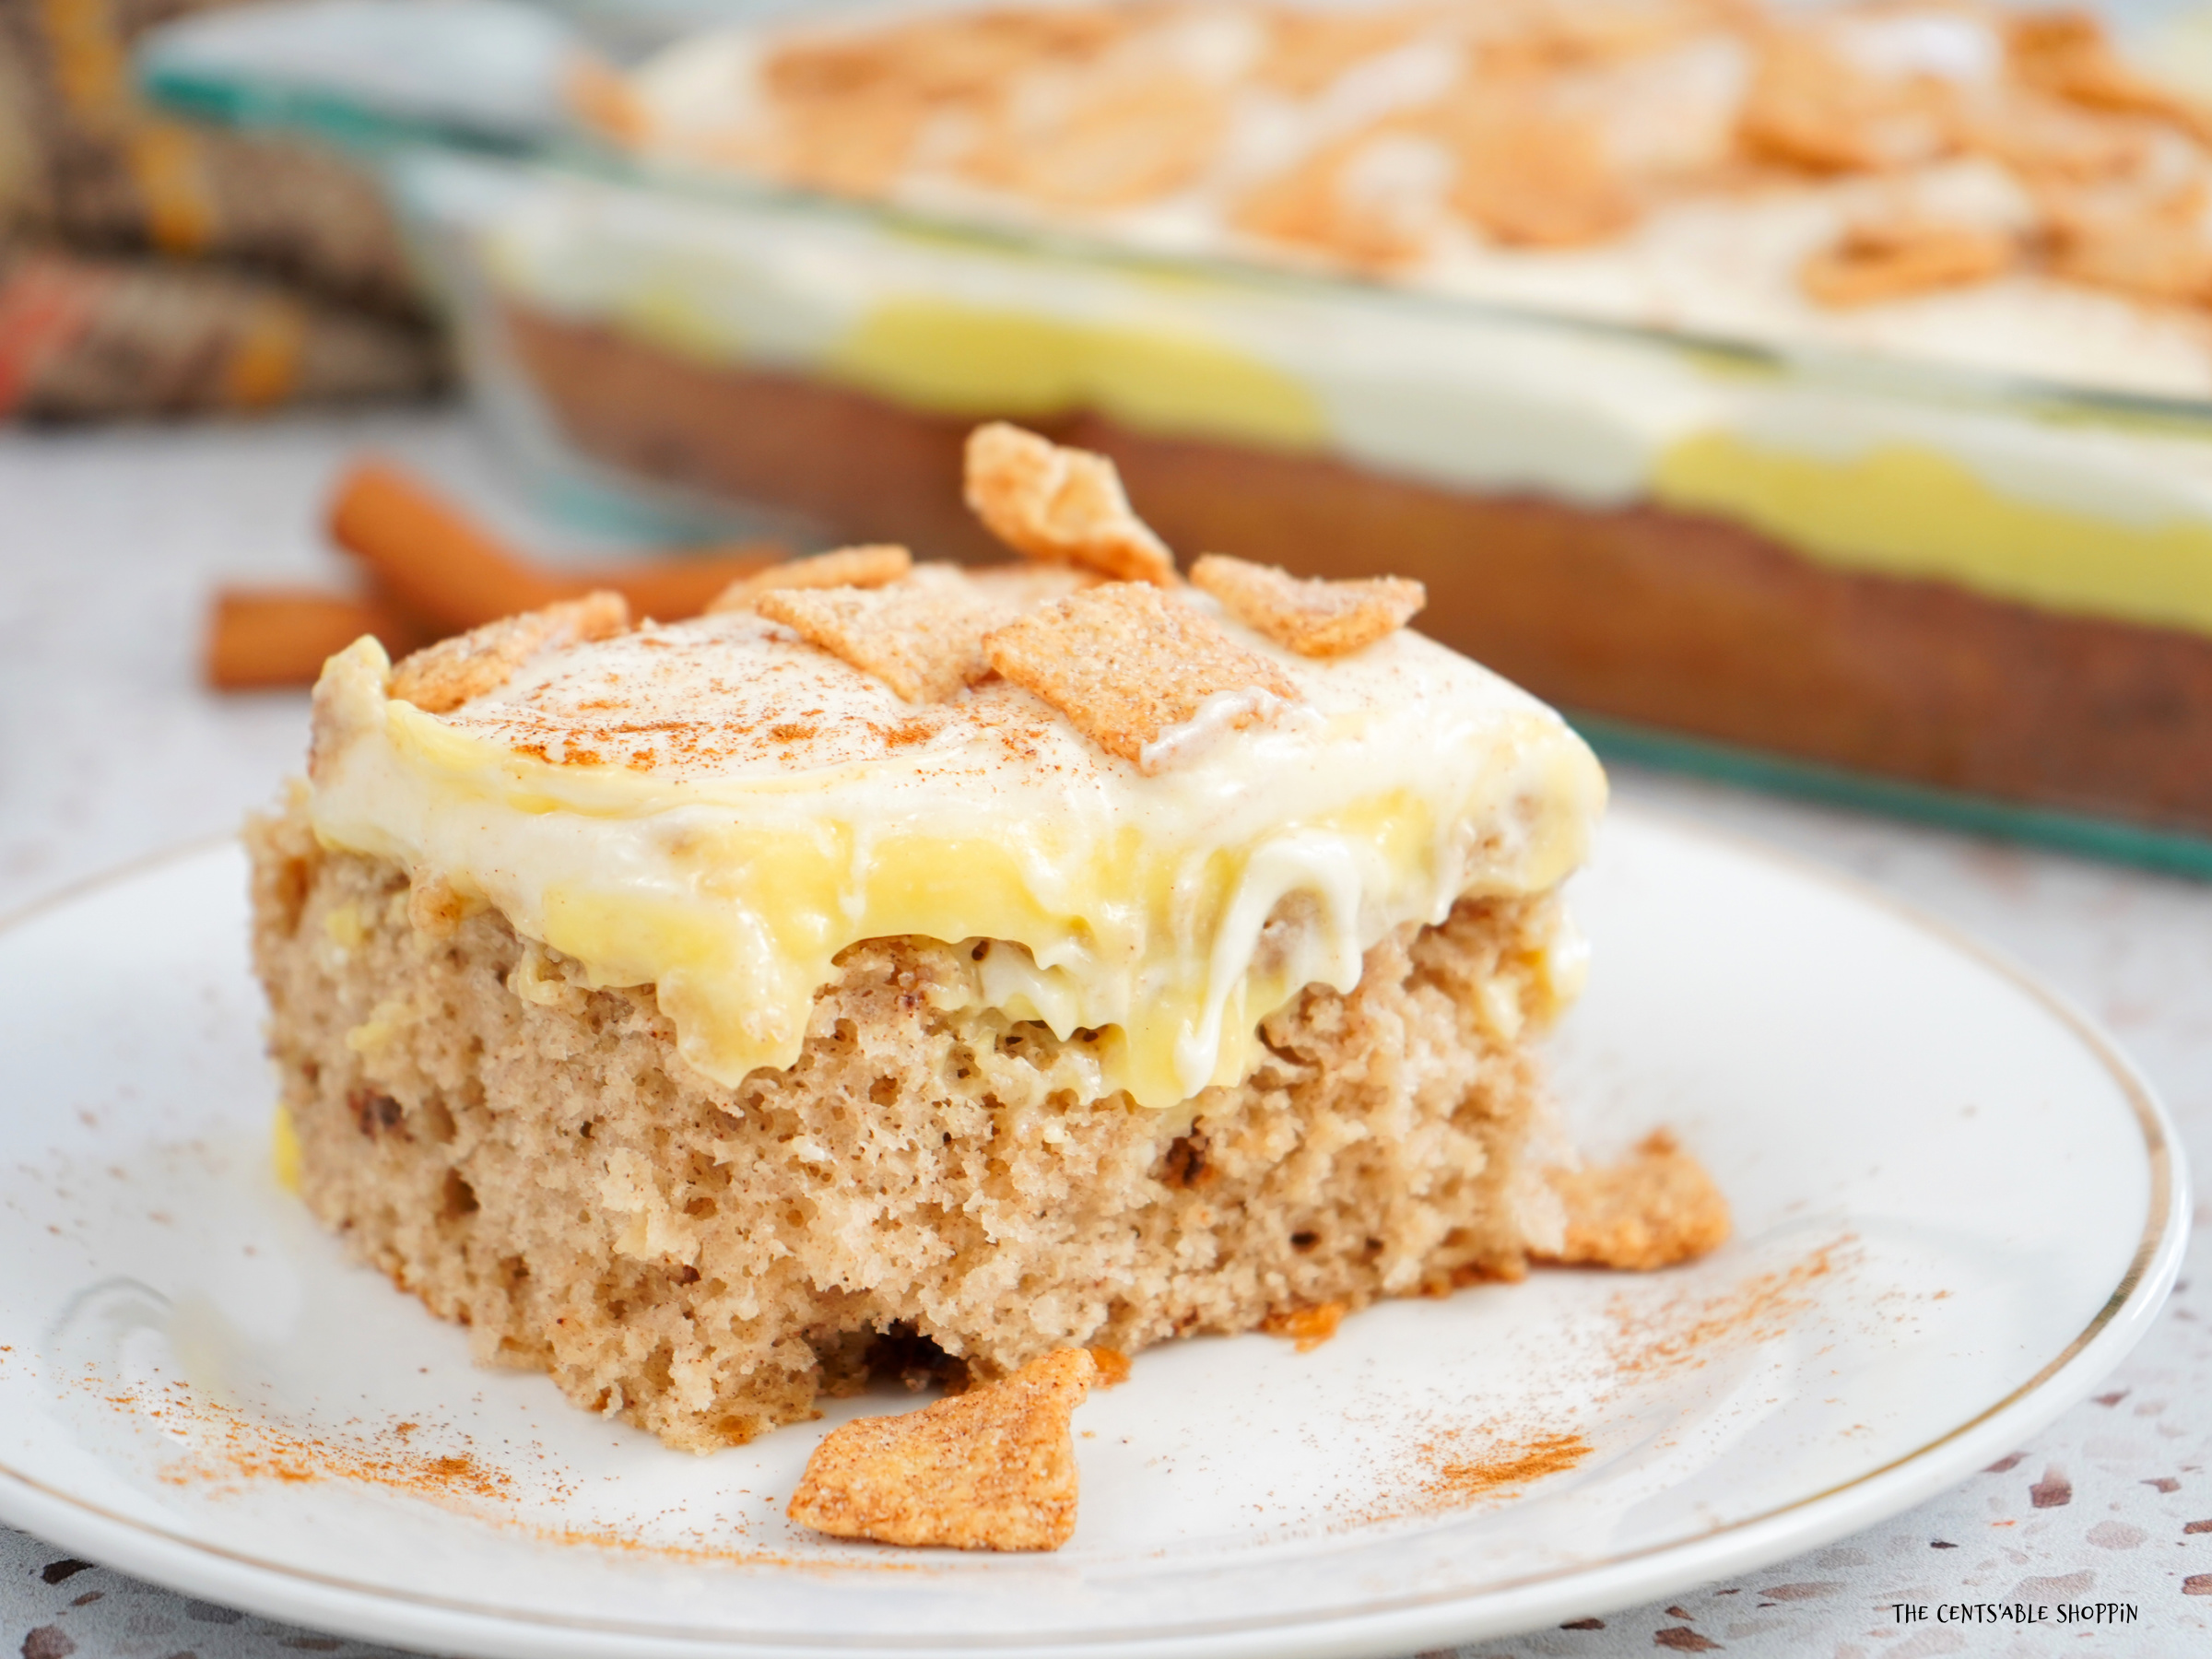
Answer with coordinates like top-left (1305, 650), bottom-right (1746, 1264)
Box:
top-left (142, 0), bottom-right (2212, 873)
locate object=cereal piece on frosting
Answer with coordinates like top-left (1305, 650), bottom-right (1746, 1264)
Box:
top-left (963, 424), bottom-right (1176, 586)
top-left (787, 1347), bottom-right (1096, 1551)
top-left (1190, 554), bottom-right (1425, 657)
top-left (756, 579), bottom-right (1012, 703)
top-left (1444, 104), bottom-right (1637, 249)
top-left (983, 582), bottom-right (1299, 771)
top-left (705, 545), bottom-right (912, 614)
top-left (1258, 7), bottom-right (1431, 96)
top-left (961, 76), bottom-right (1227, 210)
top-left (2008, 9), bottom-right (2212, 144)
top-left (1541, 1130), bottom-right (1731, 1272)
top-left (2042, 188), bottom-right (2212, 306)
top-left (1230, 126), bottom-right (1439, 268)
top-left (1800, 220), bottom-right (2016, 308)
top-left (387, 591), bottom-right (628, 715)
top-left (1739, 29), bottom-right (1962, 173)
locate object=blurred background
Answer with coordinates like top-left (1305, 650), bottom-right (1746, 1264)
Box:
top-left (9, 4), bottom-right (2212, 1653)
top-left (17, 0), bottom-right (2212, 876)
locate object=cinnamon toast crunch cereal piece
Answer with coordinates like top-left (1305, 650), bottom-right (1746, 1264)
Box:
top-left (1258, 6), bottom-right (1432, 96)
top-left (1800, 220), bottom-right (2016, 308)
top-left (765, 8), bottom-right (1124, 108)
top-left (982, 582), bottom-right (1300, 771)
top-left (706, 545), bottom-right (912, 614)
top-left (2043, 186), bottom-right (2212, 305)
top-left (2007, 9), bottom-right (2212, 145)
top-left (1739, 29), bottom-right (1962, 173)
top-left (963, 75), bottom-right (1227, 210)
top-left (1444, 103), bottom-right (1638, 248)
top-left (1962, 90), bottom-right (2147, 185)
top-left (963, 424), bottom-right (1176, 585)
top-left (1230, 124), bottom-right (1441, 268)
top-left (567, 55), bottom-right (648, 146)
top-left (1191, 553), bottom-right (1425, 657)
top-left (756, 579), bottom-right (1011, 702)
top-left (387, 592), bottom-right (628, 715)
top-left (786, 1347), bottom-right (1096, 1551)
top-left (763, 93), bottom-right (934, 198)
top-left (1543, 1130), bottom-right (1731, 1271)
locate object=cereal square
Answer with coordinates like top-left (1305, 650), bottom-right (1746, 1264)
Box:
top-left (786, 1347), bottom-right (1096, 1551)
top-left (706, 545), bottom-right (912, 613)
top-left (757, 578), bottom-right (1011, 702)
top-left (388, 591), bottom-right (629, 714)
top-left (982, 582), bottom-right (1299, 769)
top-left (1190, 553), bottom-right (1424, 657)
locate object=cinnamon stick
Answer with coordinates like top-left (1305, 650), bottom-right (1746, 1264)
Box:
top-left (327, 461), bottom-right (567, 629)
top-left (328, 461), bottom-right (783, 628)
top-left (205, 587), bottom-right (434, 690)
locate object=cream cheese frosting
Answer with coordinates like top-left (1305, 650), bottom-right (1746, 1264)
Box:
top-left (306, 569), bottom-right (1606, 1110)
top-left (618, 1), bottom-right (2212, 404)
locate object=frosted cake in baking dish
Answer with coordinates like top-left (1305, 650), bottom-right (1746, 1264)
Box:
top-left (602, 0), bottom-right (2212, 398)
top-left (247, 428), bottom-right (1724, 1451)
top-left (441, 0), bottom-right (2212, 849)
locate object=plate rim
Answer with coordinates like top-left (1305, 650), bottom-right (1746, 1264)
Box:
top-left (0, 806), bottom-right (2189, 1658)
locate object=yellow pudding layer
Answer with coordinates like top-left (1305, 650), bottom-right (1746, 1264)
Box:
top-left (478, 162), bottom-right (2212, 645)
top-left (306, 568), bottom-right (1604, 1108)
top-left (1653, 432), bottom-right (2212, 636)
top-left (826, 298), bottom-right (1326, 450)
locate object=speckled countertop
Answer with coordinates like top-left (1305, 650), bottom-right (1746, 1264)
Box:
top-left (2, 411), bottom-right (2208, 1659)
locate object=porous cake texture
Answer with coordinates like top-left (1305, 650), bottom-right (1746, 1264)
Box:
top-left (250, 797), bottom-right (1571, 1453)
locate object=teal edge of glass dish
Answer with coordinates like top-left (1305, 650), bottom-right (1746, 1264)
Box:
top-left (140, 65), bottom-right (524, 156)
top-left (1572, 713), bottom-right (2212, 881)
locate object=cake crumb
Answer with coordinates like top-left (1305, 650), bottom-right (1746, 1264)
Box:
top-left (786, 1348), bottom-right (1096, 1550)
top-left (756, 580), bottom-right (1010, 702)
top-left (406, 875), bottom-right (480, 938)
top-left (706, 546), bottom-right (912, 614)
top-left (1262, 1300), bottom-right (1346, 1352)
top-left (1087, 1346), bottom-right (1130, 1387)
top-left (983, 582), bottom-right (1299, 769)
top-left (1544, 1131), bottom-right (1731, 1271)
top-left (388, 592), bottom-right (628, 714)
top-left (964, 424), bottom-right (1176, 586)
top-left (1191, 553), bottom-right (1424, 657)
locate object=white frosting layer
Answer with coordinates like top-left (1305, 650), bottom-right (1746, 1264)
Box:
top-left (308, 571), bottom-right (1606, 1108)
top-left (624, 6), bottom-right (2212, 404)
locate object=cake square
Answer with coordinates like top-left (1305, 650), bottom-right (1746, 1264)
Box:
top-left (250, 427), bottom-right (1717, 1453)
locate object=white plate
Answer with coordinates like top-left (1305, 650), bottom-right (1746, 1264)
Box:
top-left (0, 806), bottom-right (2184, 1659)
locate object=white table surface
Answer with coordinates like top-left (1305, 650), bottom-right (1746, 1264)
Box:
top-left (2, 409), bottom-right (2208, 1659)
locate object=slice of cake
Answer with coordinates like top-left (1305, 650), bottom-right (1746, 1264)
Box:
top-left (248, 427), bottom-right (1720, 1453)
